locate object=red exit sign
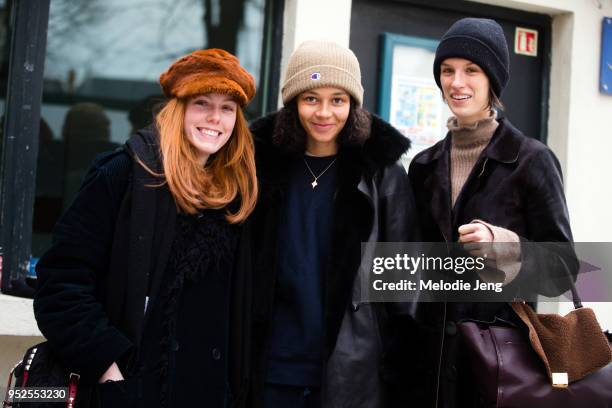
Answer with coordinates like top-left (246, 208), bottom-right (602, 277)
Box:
top-left (515, 27), bottom-right (538, 57)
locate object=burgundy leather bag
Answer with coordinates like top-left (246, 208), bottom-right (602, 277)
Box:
top-left (459, 320), bottom-right (612, 407)
top-left (459, 269), bottom-right (612, 408)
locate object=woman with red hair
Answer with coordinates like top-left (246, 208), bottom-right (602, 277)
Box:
top-left (34, 49), bottom-right (257, 407)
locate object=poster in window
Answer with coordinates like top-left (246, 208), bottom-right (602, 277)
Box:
top-left (389, 76), bottom-right (445, 158)
top-left (378, 33), bottom-right (450, 166)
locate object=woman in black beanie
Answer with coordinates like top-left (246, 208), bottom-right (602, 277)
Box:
top-left (408, 17), bottom-right (577, 407)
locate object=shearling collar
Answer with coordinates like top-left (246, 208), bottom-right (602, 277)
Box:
top-left (249, 111), bottom-right (411, 178)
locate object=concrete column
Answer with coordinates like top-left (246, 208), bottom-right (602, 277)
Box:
top-left (278, 0), bottom-right (353, 107)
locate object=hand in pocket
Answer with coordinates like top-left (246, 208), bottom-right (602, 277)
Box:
top-left (96, 377), bottom-right (140, 408)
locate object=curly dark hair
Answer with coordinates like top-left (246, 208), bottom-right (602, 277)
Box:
top-left (272, 98), bottom-right (371, 155)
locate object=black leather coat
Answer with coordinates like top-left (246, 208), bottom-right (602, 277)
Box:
top-left (248, 112), bottom-right (420, 407)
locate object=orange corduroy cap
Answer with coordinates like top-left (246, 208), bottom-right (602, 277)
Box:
top-left (159, 49), bottom-right (256, 106)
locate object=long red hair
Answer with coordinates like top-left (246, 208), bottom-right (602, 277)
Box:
top-left (150, 97), bottom-right (257, 223)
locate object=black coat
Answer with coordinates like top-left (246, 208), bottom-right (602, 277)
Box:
top-left (34, 127), bottom-right (251, 407)
top-left (407, 118), bottom-right (576, 407)
top-left (247, 112), bottom-right (420, 407)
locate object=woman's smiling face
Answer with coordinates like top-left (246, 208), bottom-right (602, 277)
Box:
top-left (183, 93), bottom-right (238, 164)
top-left (440, 58), bottom-right (491, 125)
top-left (297, 87), bottom-right (350, 156)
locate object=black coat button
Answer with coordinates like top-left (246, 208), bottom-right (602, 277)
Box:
top-left (212, 348), bottom-right (221, 360)
top-left (445, 321), bottom-right (457, 336)
top-left (172, 341), bottom-right (179, 351)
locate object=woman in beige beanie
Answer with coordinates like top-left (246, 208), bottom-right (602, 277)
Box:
top-left (247, 40), bottom-right (420, 407)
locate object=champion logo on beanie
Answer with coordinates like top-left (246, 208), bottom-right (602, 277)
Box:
top-left (433, 18), bottom-right (510, 96)
top-left (311, 72), bottom-right (322, 80)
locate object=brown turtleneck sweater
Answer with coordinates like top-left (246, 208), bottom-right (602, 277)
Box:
top-left (448, 112), bottom-right (521, 285)
top-left (449, 112), bottom-right (498, 206)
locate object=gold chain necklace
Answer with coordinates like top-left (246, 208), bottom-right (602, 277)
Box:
top-left (303, 157), bottom-right (337, 189)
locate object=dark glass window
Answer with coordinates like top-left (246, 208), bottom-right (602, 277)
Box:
top-left (32, 0), bottom-right (269, 257)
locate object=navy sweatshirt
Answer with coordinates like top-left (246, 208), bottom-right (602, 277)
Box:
top-left (266, 155), bottom-right (338, 387)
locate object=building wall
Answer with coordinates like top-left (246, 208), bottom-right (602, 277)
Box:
top-left (0, 336), bottom-right (45, 387)
top-left (469, 0), bottom-right (612, 329)
top-left (0, 294), bottom-right (44, 387)
top-left (473, 0), bottom-right (612, 242)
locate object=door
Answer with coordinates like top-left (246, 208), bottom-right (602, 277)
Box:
top-left (350, 0), bottom-right (552, 144)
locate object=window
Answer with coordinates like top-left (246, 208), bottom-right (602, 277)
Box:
top-left (0, 0), bottom-right (282, 295)
top-left (32, 0), bottom-right (272, 257)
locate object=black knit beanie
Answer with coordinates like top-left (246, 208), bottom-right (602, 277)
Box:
top-left (433, 18), bottom-right (510, 96)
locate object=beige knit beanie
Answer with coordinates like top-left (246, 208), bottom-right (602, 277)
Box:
top-left (281, 40), bottom-right (364, 106)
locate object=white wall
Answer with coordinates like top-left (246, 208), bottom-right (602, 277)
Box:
top-left (279, 0), bottom-right (352, 106)
top-left (473, 0), bottom-right (612, 241)
top-left (0, 294), bottom-right (44, 387)
top-left (0, 294), bottom-right (42, 337)
top-left (0, 336), bottom-right (45, 387)
top-left (469, 0), bottom-right (612, 329)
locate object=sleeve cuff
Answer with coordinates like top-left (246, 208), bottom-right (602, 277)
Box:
top-left (471, 219), bottom-right (522, 285)
top-left (86, 330), bottom-right (134, 382)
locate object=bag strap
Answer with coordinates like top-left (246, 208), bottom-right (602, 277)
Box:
top-left (514, 243), bottom-right (581, 309)
top-left (556, 247), bottom-right (582, 309)
top-left (568, 279), bottom-right (582, 309)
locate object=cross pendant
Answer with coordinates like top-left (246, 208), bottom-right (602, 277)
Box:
top-left (311, 180), bottom-right (318, 189)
